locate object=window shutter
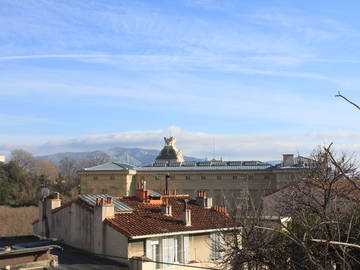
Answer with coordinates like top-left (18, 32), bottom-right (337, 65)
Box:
top-left (210, 232), bottom-right (215, 260)
top-left (174, 236), bottom-right (178, 262)
top-left (168, 237), bottom-right (175, 262)
top-left (183, 235), bottom-right (189, 263)
top-left (145, 239), bottom-right (152, 259)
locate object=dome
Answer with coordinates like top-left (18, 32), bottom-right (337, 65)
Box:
top-left (155, 137), bottom-right (184, 162)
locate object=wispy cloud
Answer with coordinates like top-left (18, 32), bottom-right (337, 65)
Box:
top-left (0, 53), bottom-right (327, 80)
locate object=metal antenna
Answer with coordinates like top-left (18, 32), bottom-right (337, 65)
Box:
top-left (212, 136), bottom-right (216, 160)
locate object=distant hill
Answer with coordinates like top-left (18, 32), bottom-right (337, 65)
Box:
top-left (37, 147), bottom-right (201, 167)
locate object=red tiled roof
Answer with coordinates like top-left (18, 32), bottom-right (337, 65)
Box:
top-left (104, 197), bottom-right (234, 237)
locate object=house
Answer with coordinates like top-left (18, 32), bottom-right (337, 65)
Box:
top-left (33, 184), bottom-right (234, 269)
top-left (78, 137), bottom-right (309, 214)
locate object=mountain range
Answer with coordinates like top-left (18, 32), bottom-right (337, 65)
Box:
top-left (37, 147), bottom-right (201, 167)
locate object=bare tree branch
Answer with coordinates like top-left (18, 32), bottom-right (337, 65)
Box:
top-left (336, 91), bottom-right (360, 110)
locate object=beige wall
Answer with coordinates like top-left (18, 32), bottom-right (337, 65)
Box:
top-left (78, 169), bottom-right (301, 213)
top-left (51, 203), bottom-right (94, 251)
top-left (135, 171), bottom-right (279, 210)
top-left (103, 225), bottom-right (129, 265)
top-left (129, 240), bottom-right (144, 258)
top-left (79, 172), bottom-right (136, 196)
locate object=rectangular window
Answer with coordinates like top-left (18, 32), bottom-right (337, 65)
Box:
top-left (211, 232), bottom-right (222, 260)
top-left (145, 235), bottom-right (187, 268)
top-left (185, 176), bottom-right (190, 180)
top-left (201, 175), bottom-right (206, 180)
top-left (110, 175), bottom-right (115, 180)
top-left (232, 175), bottom-right (238, 180)
top-left (217, 175), bottom-right (222, 180)
top-left (93, 176), bottom-right (98, 180)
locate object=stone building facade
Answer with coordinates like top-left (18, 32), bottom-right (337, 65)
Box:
top-left (79, 137), bottom-right (308, 212)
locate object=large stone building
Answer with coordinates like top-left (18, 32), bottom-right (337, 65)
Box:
top-left (79, 137), bottom-right (309, 212)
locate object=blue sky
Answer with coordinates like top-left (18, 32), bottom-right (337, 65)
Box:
top-left (1, 0), bottom-right (360, 160)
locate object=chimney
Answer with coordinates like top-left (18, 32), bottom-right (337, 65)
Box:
top-left (162, 199), bottom-right (172, 216)
top-left (94, 196), bottom-right (114, 254)
top-left (182, 200), bottom-right (191, 226)
top-left (196, 190), bottom-right (213, 209)
top-left (212, 205), bottom-right (228, 216)
top-left (136, 181), bottom-right (149, 202)
top-left (38, 192), bottom-right (62, 238)
top-left (283, 154), bottom-right (294, 167)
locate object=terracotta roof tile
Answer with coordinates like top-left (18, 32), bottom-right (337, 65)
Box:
top-left (104, 198), bottom-right (233, 237)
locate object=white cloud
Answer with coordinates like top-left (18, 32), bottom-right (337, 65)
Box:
top-left (1, 126), bottom-right (359, 162)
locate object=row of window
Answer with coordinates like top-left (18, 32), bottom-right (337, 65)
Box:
top-left (92, 175), bottom-right (116, 180)
top-left (154, 175), bottom-right (249, 180)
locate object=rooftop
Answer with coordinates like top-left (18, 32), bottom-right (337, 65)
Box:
top-left (79, 162), bottom-right (136, 172)
top-left (139, 160), bottom-right (273, 172)
top-left (105, 196), bottom-right (233, 238)
top-left (56, 193), bottom-right (233, 239)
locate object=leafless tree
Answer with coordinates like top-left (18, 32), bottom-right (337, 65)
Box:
top-left (11, 149), bottom-right (35, 172)
top-left (59, 156), bottom-right (78, 178)
top-left (220, 145), bottom-right (360, 270)
top-left (75, 151), bottom-right (110, 170)
top-left (33, 159), bottom-right (59, 183)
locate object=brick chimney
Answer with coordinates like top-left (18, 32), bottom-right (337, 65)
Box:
top-left (212, 205), bottom-right (228, 216)
top-left (182, 199), bottom-right (191, 226)
top-left (93, 196), bottom-right (114, 254)
top-left (196, 190), bottom-right (213, 209)
top-left (136, 181), bottom-right (149, 202)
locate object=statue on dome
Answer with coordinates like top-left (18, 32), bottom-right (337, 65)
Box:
top-left (154, 137), bottom-right (184, 162)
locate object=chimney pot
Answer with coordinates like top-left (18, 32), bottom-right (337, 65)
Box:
top-left (165, 204), bottom-right (172, 216)
top-left (107, 197), bottom-right (112, 204)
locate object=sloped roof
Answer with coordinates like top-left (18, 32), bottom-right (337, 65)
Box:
top-left (78, 194), bottom-right (133, 212)
top-left (105, 197), bottom-right (234, 238)
top-left (79, 162), bottom-right (136, 172)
